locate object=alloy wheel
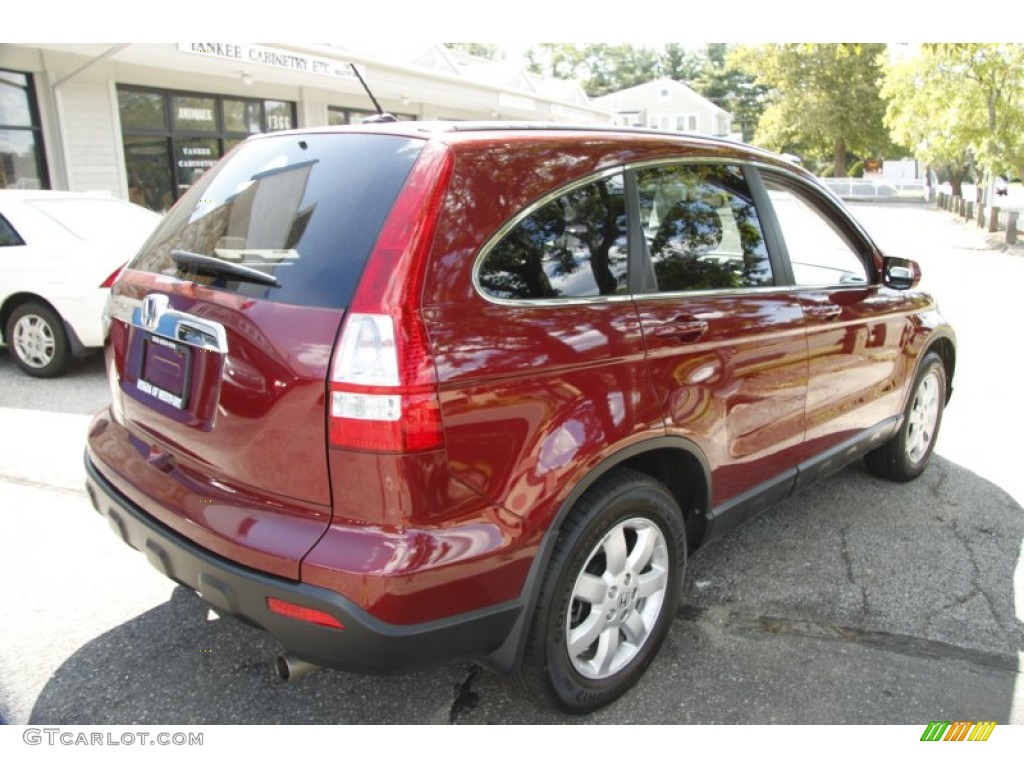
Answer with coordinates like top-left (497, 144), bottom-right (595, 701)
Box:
top-left (906, 369), bottom-right (941, 464)
top-left (565, 517), bottom-right (670, 679)
top-left (12, 313), bottom-right (56, 370)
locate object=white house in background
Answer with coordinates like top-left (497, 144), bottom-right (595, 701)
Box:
top-left (593, 77), bottom-right (735, 139)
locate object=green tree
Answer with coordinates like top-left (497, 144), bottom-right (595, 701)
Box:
top-left (732, 44), bottom-right (893, 175)
top-left (527, 44), bottom-right (686, 97)
top-left (524, 44), bottom-right (762, 138)
top-left (660, 44), bottom-right (703, 83)
top-left (882, 44), bottom-right (1024, 198)
top-left (444, 43), bottom-right (502, 60)
top-left (695, 44), bottom-right (767, 142)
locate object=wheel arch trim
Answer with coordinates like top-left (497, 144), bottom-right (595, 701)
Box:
top-left (920, 328), bottom-right (956, 404)
top-left (0, 293), bottom-right (80, 353)
top-left (483, 435), bottom-right (711, 674)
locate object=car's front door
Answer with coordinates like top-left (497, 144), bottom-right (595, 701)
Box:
top-left (630, 162), bottom-right (808, 536)
top-left (758, 172), bottom-right (920, 487)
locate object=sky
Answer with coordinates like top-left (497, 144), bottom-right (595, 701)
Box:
top-left (14, 1), bottom-right (1018, 44)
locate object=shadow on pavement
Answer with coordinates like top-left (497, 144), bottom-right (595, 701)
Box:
top-left (28, 456), bottom-right (1024, 725)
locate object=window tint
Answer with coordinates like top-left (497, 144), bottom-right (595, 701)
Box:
top-left (478, 173), bottom-right (627, 300)
top-left (638, 164), bottom-right (772, 292)
top-left (763, 178), bottom-right (869, 286)
top-left (129, 133), bottom-right (423, 310)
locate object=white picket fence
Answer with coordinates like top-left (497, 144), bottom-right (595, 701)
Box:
top-left (818, 177), bottom-right (928, 201)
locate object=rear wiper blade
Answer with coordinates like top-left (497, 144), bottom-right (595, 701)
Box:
top-left (171, 249), bottom-right (280, 288)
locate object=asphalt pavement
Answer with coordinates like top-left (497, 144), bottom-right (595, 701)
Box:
top-left (0, 202), bottom-right (1022, 728)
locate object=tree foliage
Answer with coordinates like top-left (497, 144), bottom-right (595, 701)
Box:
top-left (729, 44), bottom-right (893, 175)
top-left (882, 43), bottom-right (1024, 194)
top-left (694, 44), bottom-right (767, 143)
top-left (525, 44), bottom-right (763, 139)
top-left (444, 43), bottom-right (502, 60)
top-left (526, 44), bottom-right (666, 97)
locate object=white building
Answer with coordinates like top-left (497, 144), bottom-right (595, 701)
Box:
top-left (0, 43), bottom-right (614, 211)
top-left (593, 77), bottom-right (735, 139)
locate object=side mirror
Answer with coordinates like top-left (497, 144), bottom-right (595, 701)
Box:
top-left (882, 256), bottom-right (921, 290)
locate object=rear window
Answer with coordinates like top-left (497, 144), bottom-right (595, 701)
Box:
top-left (128, 132), bottom-right (424, 309)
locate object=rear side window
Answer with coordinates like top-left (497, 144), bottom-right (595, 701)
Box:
top-left (477, 173), bottom-right (627, 300)
top-left (637, 164), bottom-right (773, 292)
top-left (0, 214), bottom-right (23, 246)
top-left (128, 133), bottom-right (424, 309)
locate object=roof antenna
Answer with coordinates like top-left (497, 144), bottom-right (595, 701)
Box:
top-left (349, 63), bottom-right (397, 123)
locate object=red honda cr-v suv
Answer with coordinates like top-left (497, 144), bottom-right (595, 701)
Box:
top-left (85, 123), bottom-right (955, 712)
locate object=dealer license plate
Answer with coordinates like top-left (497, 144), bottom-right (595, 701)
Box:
top-left (136, 334), bottom-right (191, 410)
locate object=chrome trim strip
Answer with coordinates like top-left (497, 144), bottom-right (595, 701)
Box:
top-left (470, 154), bottom-right (878, 308)
top-left (131, 294), bottom-right (229, 354)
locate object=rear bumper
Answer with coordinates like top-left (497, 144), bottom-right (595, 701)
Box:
top-left (84, 452), bottom-right (522, 673)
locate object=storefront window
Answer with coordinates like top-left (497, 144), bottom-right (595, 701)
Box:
top-left (123, 135), bottom-right (173, 211)
top-left (0, 70), bottom-right (48, 190)
top-left (118, 90), bottom-right (166, 131)
top-left (118, 86), bottom-right (295, 211)
top-left (223, 99), bottom-right (262, 134)
top-left (173, 137), bottom-right (219, 197)
top-left (265, 100), bottom-right (293, 131)
top-left (171, 95), bottom-right (217, 132)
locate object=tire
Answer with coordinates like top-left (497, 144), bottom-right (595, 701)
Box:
top-left (518, 468), bottom-right (686, 713)
top-left (5, 302), bottom-right (71, 378)
top-left (865, 351), bottom-right (946, 482)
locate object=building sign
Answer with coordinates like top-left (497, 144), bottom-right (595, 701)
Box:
top-left (178, 43), bottom-right (359, 80)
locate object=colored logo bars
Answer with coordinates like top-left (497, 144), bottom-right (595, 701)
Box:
top-left (920, 721), bottom-right (997, 742)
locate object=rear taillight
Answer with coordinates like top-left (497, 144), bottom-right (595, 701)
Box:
top-left (329, 312), bottom-right (443, 452)
top-left (328, 142), bottom-right (454, 453)
top-left (100, 262), bottom-right (126, 288)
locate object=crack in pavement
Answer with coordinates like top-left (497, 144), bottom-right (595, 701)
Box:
top-left (839, 526), bottom-right (868, 624)
top-left (949, 518), bottom-right (1017, 641)
top-left (676, 604), bottom-right (1020, 673)
top-left (448, 664), bottom-right (482, 724)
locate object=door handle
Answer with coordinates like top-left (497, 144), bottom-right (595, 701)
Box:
top-left (652, 319), bottom-right (709, 342)
top-left (804, 304), bottom-right (842, 321)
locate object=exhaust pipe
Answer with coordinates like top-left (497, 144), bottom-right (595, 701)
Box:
top-left (275, 653), bottom-right (319, 681)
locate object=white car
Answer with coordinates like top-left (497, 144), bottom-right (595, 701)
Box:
top-left (0, 190), bottom-right (161, 377)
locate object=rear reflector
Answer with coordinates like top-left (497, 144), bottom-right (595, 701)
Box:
top-left (266, 597), bottom-right (345, 629)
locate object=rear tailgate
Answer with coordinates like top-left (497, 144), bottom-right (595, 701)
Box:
top-left (88, 130), bottom-right (425, 578)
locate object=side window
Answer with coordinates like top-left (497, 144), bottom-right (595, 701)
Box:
top-left (0, 214), bottom-right (24, 247)
top-left (477, 173), bottom-right (627, 300)
top-left (763, 178), bottom-right (869, 286)
top-left (637, 164), bottom-right (773, 293)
